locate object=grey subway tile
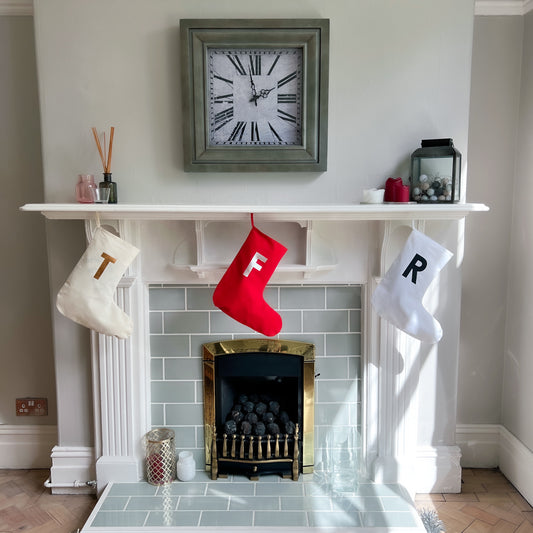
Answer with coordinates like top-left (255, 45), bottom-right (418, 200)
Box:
top-left (316, 379), bottom-right (359, 403)
top-left (164, 358), bottom-right (202, 381)
top-left (326, 333), bottom-right (361, 356)
top-left (149, 287), bottom-right (186, 310)
top-left (254, 510), bottom-right (308, 527)
top-left (164, 312), bottom-right (209, 334)
top-left (303, 310), bottom-right (349, 332)
top-left (150, 358), bottom-right (163, 380)
top-left (186, 287), bottom-right (216, 310)
top-left (151, 381), bottom-right (195, 403)
top-left (151, 404), bottom-right (164, 426)
top-left (165, 404), bottom-right (203, 426)
top-left (149, 312), bottom-right (163, 334)
top-left (150, 335), bottom-right (190, 357)
top-left (200, 511), bottom-right (253, 526)
top-left (146, 510), bottom-right (200, 527)
top-left (90, 511), bottom-right (148, 527)
top-left (280, 287), bottom-right (325, 309)
top-left (326, 286), bottom-right (362, 309)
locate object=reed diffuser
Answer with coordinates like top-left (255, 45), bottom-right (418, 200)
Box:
top-left (92, 126), bottom-right (117, 204)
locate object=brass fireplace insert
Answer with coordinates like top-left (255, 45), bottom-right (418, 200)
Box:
top-left (203, 339), bottom-right (315, 480)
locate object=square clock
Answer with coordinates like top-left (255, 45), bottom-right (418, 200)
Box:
top-left (180, 19), bottom-right (329, 172)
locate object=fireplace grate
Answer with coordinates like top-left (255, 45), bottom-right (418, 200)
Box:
top-left (210, 423), bottom-right (300, 480)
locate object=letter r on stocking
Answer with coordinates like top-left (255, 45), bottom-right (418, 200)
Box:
top-left (243, 252), bottom-right (268, 277)
top-left (402, 253), bottom-right (427, 284)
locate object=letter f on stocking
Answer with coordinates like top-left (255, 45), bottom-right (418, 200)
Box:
top-left (213, 221), bottom-right (287, 337)
top-left (371, 229), bottom-right (452, 343)
top-left (244, 252), bottom-right (268, 277)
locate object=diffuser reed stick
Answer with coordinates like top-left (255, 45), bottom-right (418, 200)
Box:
top-left (91, 126), bottom-right (115, 173)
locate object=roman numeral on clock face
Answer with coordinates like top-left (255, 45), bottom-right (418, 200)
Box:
top-left (268, 122), bottom-right (282, 142)
top-left (277, 71), bottom-right (297, 88)
top-left (267, 54), bottom-right (281, 75)
top-left (249, 55), bottom-right (261, 75)
top-left (278, 109), bottom-right (297, 123)
top-left (250, 121), bottom-right (260, 142)
top-left (227, 54), bottom-right (246, 75)
top-left (277, 93), bottom-right (297, 104)
top-left (214, 107), bottom-right (234, 130)
top-left (214, 93), bottom-right (233, 104)
top-left (228, 121), bottom-right (246, 142)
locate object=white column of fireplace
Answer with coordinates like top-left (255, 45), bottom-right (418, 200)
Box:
top-left (88, 219), bottom-right (150, 494)
top-left (22, 203), bottom-right (487, 496)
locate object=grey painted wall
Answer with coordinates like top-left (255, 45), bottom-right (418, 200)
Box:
top-left (502, 10), bottom-right (533, 451)
top-left (460, 15), bottom-right (523, 425)
top-left (0, 16), bottom-right (56, 427)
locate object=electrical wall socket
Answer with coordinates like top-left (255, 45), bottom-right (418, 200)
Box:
top-left (16, 398), bottom-right (48, 416)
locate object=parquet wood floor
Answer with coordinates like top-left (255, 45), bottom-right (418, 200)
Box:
top-left (0, 469), bottom-right (96, 533)
top-left (0, 468), bottom-right (531, 532)
top-left (416, 468), bottom-right (533, 532)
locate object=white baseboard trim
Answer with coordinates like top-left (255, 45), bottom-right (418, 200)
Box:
top-left (456, 423), bottom-right (533, 505)
top-left (456, 424), bottom-right (501, 468)
top-left (415, 446), bottom-right (462, 493)
top-left (49, 445), bottom-right (96, 494)
top-left (499, 426), bottom-right (533, 506)
top-left (0, 425), bottom-right (57, 468)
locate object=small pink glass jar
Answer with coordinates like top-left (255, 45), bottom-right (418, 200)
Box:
top-left (75, 174), bottom-right (96, 203)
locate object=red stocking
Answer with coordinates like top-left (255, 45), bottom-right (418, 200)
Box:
top-left (213, 215), bottom-right (287, 336)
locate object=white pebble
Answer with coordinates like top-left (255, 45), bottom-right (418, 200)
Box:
top-left (427, 188), bottom-right (434, 196)
top-left (419, 174), bottom-right (428, 183)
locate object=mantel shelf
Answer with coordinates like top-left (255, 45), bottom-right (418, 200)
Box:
top-left (20, 202), bottom-right (489, 221)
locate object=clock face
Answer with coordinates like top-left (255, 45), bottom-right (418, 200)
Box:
top-left (207, 48), bottom-right (303, 147)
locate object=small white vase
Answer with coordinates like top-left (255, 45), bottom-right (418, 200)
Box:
top-left (176, 451), bottom-right (196, 481)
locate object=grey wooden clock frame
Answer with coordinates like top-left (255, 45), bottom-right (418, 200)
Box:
top-left (180, 18), bottom-right (329, 172)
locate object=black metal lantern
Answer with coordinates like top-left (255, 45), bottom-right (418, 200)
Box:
top-left (410, 139), bottom-right (461, 203)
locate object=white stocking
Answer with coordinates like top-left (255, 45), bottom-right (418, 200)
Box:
top-left (371, 229), bottom-right (453, 343)
top-left (56, 226), bottom-right (139, 339)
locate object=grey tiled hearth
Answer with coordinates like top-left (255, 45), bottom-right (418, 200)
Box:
top-left (82, 472), bottom-right (424, 531)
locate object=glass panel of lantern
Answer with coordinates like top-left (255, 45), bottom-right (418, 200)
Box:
top-left (410, 138), bottom-right (461, 203)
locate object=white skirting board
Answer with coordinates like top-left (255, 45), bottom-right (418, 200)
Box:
top-left (457, 423), bottom-right (533, 505)
top-left (0, 425), bottom-right (57, 468)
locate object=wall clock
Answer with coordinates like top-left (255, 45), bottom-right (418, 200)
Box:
top-left (180, 19), bottom-right (329, 172)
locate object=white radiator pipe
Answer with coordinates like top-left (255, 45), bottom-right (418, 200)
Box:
top-left (44, 477), bottom-right (96, 489)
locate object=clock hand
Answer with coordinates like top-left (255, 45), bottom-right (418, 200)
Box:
top-left (258, 87), bottom-right (275, 99)
top-left (248, 67), bottom-right (258, 106)
top-left (249, 87), bottom-right (275, 104)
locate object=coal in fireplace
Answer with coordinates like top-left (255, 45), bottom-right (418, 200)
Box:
top-left (203, 339), bottom-right (315, 481)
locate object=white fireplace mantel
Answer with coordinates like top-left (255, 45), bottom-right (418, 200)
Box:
top-left (20, 202), bottom-right (489, 221)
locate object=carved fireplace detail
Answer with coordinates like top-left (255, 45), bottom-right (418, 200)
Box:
top-left (203, 338), bottom-right (315, 480)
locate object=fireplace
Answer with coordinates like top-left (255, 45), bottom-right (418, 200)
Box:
top-left (20, 204), bottom-right (486, 505)
top-left (202, 338), bottom-right (315, 480)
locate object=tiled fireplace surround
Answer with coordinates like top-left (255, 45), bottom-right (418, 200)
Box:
top-left (27, 204), bottom-right (487, 532)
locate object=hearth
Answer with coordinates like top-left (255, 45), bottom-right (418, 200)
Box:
top-left (202, 339), bottom-right (315, 480)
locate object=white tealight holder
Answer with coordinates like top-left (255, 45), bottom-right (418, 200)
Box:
top-left (361, 188), bottom-right (385, 204)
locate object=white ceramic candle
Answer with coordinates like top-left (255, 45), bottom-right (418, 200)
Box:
top-left (176, 451), bottom-right (196, 481)
top-left (362, 188), bottom-right (385, 204)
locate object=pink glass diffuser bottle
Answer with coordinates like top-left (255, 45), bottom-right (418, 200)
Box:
top-left (76, 174), bottom-right (96, 203)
